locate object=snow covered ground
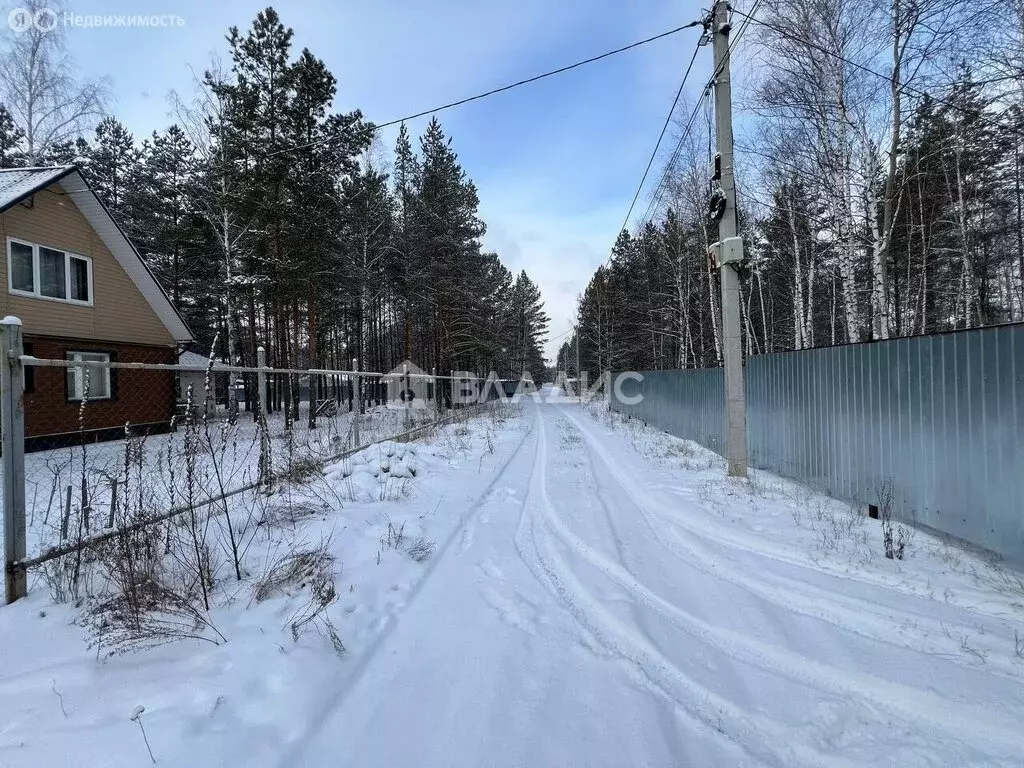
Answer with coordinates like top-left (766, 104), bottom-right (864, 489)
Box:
top-left (1, 399), bottom-right (1023, 767)
top-left (13, 404), bottom-right (433, 560)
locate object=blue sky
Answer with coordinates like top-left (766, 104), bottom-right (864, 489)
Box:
top-left (34, 0), bottom-right (715, 360)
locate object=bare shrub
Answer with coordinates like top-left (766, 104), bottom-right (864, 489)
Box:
top-left (38, 531), bottom-right (96, 606)
top-left (878, 483), bottom-right (913, 560)
top-left (929, 536), bottom-right (964, 573)
top-left (972, 562), bottom-right (1024, 611)
top-left (662, 441), bottom-right (694, 460)
top-left (176, 384), bottom-right (215, 609)
top-left (438, 424), bottom-right (472, 455)
top-left (254, 542), bottom-right (335, 604)
top-left (729, 472), bottom-right (775, 499)
top-left (940, 621), bottom-right (987, 663)
top-left (681, 454), bottom-right (719, 472)
top-left (405, 537), bottom-right (436, 562)
top-left (84, 578), bottom-right (225, 656)
top-left (378, 514), bottom-right (435, 562)
top-left (283, 456), bottom-right (324, 485)
top-left (809, 500), bottom-right (869, 556)
top-left (696, 479), bottom-right (720, 505)
top-left (81, 453), bottom-right (224, 656)
top-left (380, 516), bottom-right (407, 552)
top-left (257, 540), bottom-right (344, 657)
top-left (488, 401), bottom-right (520, 424)
top-left (257, 500), bottom-right (324, 531)
top-left (378, 473), bottom-right (412, 502)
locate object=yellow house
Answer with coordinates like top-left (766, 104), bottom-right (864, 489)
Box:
top-left (0, 166), bottom-right (193, 449)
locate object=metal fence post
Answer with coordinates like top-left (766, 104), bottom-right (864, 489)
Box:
top-left (352, 358), bottom-right (361, 447)
top-left (2, 317), bottom-right (27, 603)
top-left (433, 367), bottom-right (440, 418)
top-left (256, 346), bottom-right (271, 491)
top-left (403, 363), bottom-right (411, 428)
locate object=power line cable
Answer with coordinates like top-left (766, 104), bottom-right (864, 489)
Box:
top-left (615, 40), bottom-right (704, 236)
top-left (636, 0), bottom-right (761, 227)
top-left (269, 20), bottom-right (705, 158)
top-left (636, 88), bottom-right (711, 227)
top-left (574, 2), bottom-right (753, 340)
top-left (728, 5), bottom-right (1024, 138)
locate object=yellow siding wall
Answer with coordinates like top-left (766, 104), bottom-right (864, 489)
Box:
top-left (0, 182), bottom-right (174, 346)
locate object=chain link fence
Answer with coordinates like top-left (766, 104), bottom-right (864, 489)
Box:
top-left (1, 318), bottom-right (516, 604)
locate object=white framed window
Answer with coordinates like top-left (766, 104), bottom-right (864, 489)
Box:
top-left (7, 237), bottom-right (93, 305)
top-left (67, 351), bottom-right (111, 401)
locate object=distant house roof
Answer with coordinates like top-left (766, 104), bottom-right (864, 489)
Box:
top-left (0, 165), bottom-right (193, 343)
top-left (177, 350), bottom-right (229, 370)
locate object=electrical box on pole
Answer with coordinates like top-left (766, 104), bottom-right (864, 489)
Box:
top-left (708, 236), bottom-right (744, 268)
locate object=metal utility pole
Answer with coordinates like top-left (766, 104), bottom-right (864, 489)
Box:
top-left (710, 0), bottom-right (748, 477)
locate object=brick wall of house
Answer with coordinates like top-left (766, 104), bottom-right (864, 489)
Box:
top-left (23, 336), bottom-right (176, 444)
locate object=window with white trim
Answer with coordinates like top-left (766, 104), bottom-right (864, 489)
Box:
top-left (7, 238), bottom-right (93, 304)
top-left (67, 351), bottom-right (111, 400)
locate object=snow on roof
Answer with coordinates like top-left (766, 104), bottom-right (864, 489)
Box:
top-left (0, 166), bottom-right (193, 344)
top-left (177, 350), bottom-right (229, 370)
top-left (0, 166), bottom-right (73, 210)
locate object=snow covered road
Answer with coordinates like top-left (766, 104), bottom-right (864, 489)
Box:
top-left (283, 401), bottom-right (1024, 768)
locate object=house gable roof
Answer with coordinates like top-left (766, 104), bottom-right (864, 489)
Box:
top-left (0, 166), bottom-right (194, 343)
top-left (0, 166), bottom-right (72, 209)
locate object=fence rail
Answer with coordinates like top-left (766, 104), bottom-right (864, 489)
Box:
top-left (611, 323), bottom-right (1024, 563)
top-left (13, 405), bottom-right (483, 572)
top-left (1, 316), bottom-right (518, 603)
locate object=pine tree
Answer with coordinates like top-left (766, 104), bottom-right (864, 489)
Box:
top-left (87, 117), bottom-right (142, 223)
top-left (0, 104), bottom-right (24, 167)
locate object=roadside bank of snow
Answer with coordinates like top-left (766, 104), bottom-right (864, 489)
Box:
top-left (0, 405), bottom-right (527, 768)
top-left (584, 402), bottom-right (1024, 685)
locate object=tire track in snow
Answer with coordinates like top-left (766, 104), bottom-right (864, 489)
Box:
top-left (578, 410), bottom-right (1022, 627)
top-left (565, 409), bottom-right (1024, 683)
top-left (275, 416), bottom-right (536, 768)
top-left (514, 403), bottom-right (860, 768)
top-left (561, 406), bottom-right (1024, 761)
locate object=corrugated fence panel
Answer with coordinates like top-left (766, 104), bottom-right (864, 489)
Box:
top-left (613, 368), bottom-right (725, 456)
top-left (610, 324), bottom-right (1024, 562)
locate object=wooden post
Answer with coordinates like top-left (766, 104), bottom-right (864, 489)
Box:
top-left (107, 477), bottom-right (118, 529)
top-left (61, 486), bottom-right (71, 541)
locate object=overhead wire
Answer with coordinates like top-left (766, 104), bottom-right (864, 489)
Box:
top-left (268, 20), bottom-right (706, 158)
top-left (565, 11), bottom-right (715, 347)
top-left (635, 0), bottom-right (762, 230)
top-left (615, 39), bottom-right (705, 236)
top-left (573, 1), bottom-right (761, 354)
